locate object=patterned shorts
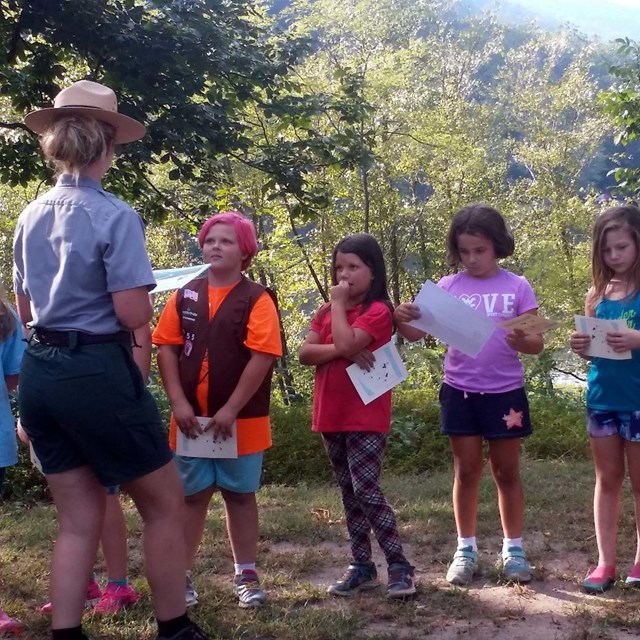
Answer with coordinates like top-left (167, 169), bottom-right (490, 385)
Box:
top-left (587, 408), bottom-right (640, 442)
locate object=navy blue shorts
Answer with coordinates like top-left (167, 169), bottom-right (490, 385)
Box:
top-left (439, 383), bottom-right (532, 440)
top-left (19, 341), bottom-right (173, 487)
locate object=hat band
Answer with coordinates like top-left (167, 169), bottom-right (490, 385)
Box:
top-left (57, 104), bottom-right (110, 110)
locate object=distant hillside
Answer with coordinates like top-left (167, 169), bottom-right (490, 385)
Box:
top-left (469, 0), bottom-right (640, 41)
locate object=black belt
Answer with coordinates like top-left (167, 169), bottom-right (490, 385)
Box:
top-left (29, 328), bottom-right (131, 348)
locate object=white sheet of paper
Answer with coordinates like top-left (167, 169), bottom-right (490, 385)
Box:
top-left (176, 418), bottom-right (238, 458)
top-left (498, 315), bottom-right (558, 335)
top-left (151, 264), bottom-right (209, 293)
top-left (406, 280), bottom-right (496, 357)
top-left (346, 341), bottom-right (408, 405)
top-left (574, 315), bottom-right (632, 360)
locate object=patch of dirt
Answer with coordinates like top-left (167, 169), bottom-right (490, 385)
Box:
top-left (269, 540), bottom-right (640, 640)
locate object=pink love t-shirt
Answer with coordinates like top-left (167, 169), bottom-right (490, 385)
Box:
top-left (438, 269), bottom-right (538, 393)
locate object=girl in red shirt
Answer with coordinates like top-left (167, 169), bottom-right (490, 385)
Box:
top-left (299, 233), bottom-right (415, 599)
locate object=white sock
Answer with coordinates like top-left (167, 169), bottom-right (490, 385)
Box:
top-left (503, 537), bottom-right (523, 557)
top-left (234, 562), bottom-right (256, 575)
top-left (457, 536), bottom-right (477, 552)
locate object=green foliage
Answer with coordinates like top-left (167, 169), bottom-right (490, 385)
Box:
top-left (385, 389), bottom-right (447, 473)
top-left (262, 384), bottom-right (589, 486)
top-left (264, 400), bottom-right (333, 485)
top-left (1, 382), bottom-right (591, 499)
top-left (526, 389), bottom-right (590, 460)
top-left (600, 37), bottom-right (640, 198)
top-left (2, 443), bottom-right (48, 502)
top-left (0, 0), bottom-right (367, 219)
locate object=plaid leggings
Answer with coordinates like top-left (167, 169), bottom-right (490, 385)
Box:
top-left (322, 432), bottom-right (407, 565)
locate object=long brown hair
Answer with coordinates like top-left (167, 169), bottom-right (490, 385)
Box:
top-left (591, 205), bottom-right (640, 302)
top-left (331, 233), bottom-right (391, 314)
top-left (0, 285), bottom-right (15, 341)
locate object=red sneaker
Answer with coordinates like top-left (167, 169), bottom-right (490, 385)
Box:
top-left (92, 582), bottom-right (140, 614)
top-left (39, 576), bottom-right (102, 614)
top-left (0, 608), bottom-right (23, 635)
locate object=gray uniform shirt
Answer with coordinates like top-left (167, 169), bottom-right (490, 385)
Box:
top-left (13, 174), bottom-right (156, 334)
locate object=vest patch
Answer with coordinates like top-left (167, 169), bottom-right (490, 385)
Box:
top-left (184, 289), bottom-right (198, 302)
top-left (181, 308), bottom-right (197, 322)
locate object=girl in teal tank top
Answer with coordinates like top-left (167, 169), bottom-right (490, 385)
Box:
top-left (570, 204), bottom-right (640, 593)
top-left (586, 295), bottom-right (640, 410)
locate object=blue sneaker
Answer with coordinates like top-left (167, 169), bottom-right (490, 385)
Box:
top-left (502, 547), bottom-right (532, 583)
top-left (327, 562), bottom-right (380, 597)
top-left (386, 562), bottom-right (416, 598)
top-left (446, 547), bottom-right (478, 586)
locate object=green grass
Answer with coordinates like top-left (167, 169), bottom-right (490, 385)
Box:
top-left (2, 458), bottom-right (640, 639)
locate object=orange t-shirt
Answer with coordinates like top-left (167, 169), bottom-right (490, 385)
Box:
top-left (153, 282), bottom-right (282, 455)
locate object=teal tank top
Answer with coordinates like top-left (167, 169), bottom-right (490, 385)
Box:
top-left (586, 294), bottom-right (640, 410)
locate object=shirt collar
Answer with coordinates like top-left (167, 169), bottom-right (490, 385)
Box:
top-left (56, 174), bottom-right (104, 191)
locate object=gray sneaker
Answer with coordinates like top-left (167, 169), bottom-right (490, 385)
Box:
top-left (234, 569), bottom-right (267, 608)
top-left (501, 547), bottom-right (532, 583)
top-left (185, 573), bottom-right (199, 607)
top-left (446, 547), bottom-right (478, 586)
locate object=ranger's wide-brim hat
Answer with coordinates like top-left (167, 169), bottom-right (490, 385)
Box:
top-left (24, 80), bottom-right (145, 144)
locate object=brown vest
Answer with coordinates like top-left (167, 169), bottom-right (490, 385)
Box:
top-left (176, 276), bottom-right (276, 417)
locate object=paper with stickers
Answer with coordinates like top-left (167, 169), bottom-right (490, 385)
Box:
top-left (346, 341), bottom-right (408, 405)
top-left (498, 314), bottom-right (558, 335)
top-left (574, 315), bottom-right (632, 360)
top-left (406, 280), bottom-right (497, 357)
top-left (176, 418), bottom-right (238, 458)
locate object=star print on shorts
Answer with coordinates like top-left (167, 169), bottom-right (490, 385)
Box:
top-left (502, 408), bottom-right (524, 429)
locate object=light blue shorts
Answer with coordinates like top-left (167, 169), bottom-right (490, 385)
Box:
top-left (587, 409), bottom-right (640, 442)
top-left (175, 452), bottom-right (264, 496)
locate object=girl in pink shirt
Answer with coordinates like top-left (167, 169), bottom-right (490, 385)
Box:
top-left (395, 204), bottom-right (544, 586)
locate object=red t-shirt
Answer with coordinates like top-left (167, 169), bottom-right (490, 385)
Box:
top-left (309, 300), bottom-right (393, 433)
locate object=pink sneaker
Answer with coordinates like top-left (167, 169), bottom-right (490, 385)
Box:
top-left (583, 565), bottom-right (616, 594)
top-left (625, 562), bottom-right (640, 586)
top-left (92, 582), bottom-right (140, 614)
top-left (0, 608), bottom-right (22, 635)
top-left (39, 577), bottom-right (102, 614)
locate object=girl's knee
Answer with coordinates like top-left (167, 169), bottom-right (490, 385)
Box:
top-left (492, 467), bottom-right (522, 489)
top-left (596, 473), bottom-right (624, 493)
top-left (58, 512), bottom-right (103, 539)
top-left (455, 465), bottom-right (483, 486)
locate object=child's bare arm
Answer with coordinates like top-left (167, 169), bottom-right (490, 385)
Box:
top-left (394, 303), bottom-right (426, 342)
top-left (505, 311), bottom-right (544, 355)
top-left (299, 331), bottom-right (340, 365)
top-left (156, 343), bottom-right (200, 437)
top-left (131, 325), bottom-right (152, 381)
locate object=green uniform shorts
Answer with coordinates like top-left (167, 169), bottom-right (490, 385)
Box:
top-left (19, 341), bottom-right (173, 486)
